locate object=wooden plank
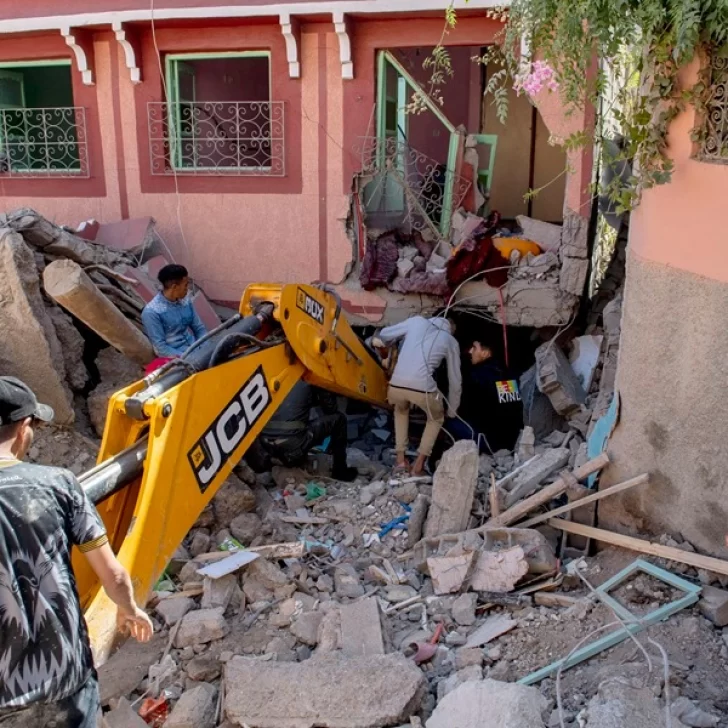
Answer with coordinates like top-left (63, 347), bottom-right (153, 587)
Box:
top-left (518, 474), bottom-right (649, 529)
top-left (485, 453), bottom-right (610, 529)
top-left (548, 520), bottom-right (728, 576)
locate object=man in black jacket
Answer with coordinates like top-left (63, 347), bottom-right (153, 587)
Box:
top-left (246, 381), bottom-right (358, 482)
top-left (442, 340), bottom-right (522, 454)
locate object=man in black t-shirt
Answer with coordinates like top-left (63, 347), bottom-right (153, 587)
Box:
top-left (442, 340), bottom-right (523, 454)
top-left (0, 377), bottom-right (153, 728)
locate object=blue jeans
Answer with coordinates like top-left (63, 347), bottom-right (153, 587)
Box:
top-left (0, 673), bottom-right (100, 728)
top-left (444, 417), bottom-right (486, 451)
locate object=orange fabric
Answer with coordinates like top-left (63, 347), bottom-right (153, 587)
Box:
top-left (493, 237), bottom-right (542, 258)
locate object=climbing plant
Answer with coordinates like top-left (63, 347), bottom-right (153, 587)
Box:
top-left (430, 0), bottom-right (728, 212)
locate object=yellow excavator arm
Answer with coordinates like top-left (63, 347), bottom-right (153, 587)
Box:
top-left (75, 284), bottom-right (389, 662)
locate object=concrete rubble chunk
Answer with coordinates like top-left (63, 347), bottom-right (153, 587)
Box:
top-left (230, 512), bottom-right (263, 544)
top-left (407, 494), bottom-right (430, 548)
top-left (535, 342), bottom-right (586, 417)
top-left (87, 347), bottom-right (144, 436)
top-left (224, 653), bottom-right (425, 728)
top-left (516, 215), bottom-right (562, 253)
top-left (174, 608), bottom-right (229, 648)
top-left (45, 305), bottom-right (88, 392)
top-left (212, 474), bottom-right (257, 526)
top-left (97, 633), bottom-right (165, 705)
top-left (437, 665), bottom-right (483, 700)
top-left (155, 596), bottom-right (195, 626)
top-left (165, 682), bottom-right (218, 728)
top-left (428, 552), bottom-right (476, 595)
top-left (497, 448), bottom-right (570, 509)
top-left (583, 679), bottom-right (687, 728)
top-left (245, 557), bottom-right (290, 591)
top-left (102, 697), bottom-right (148, 728)
top-left (335, 563), bottom-right (365, 598)
top-left (186, 655), bottom-right (222, 683)
top-left (468, 546), bottom-right (529, 593)
top-left (0, 230), bottom-right (74, 423)
top-left (698, 585), bottom-right (728, 626)
top-left (290, 611), bottom-right (324, 647)
top-left (201, 573), bottom-right (239, 610)
top-left (340, 597), bottom-right (385, 657)
top-left (560, 255), bottom-right (590, 296)
top-left (671, 697), bottom-right (719, 727)
top-left (426, 679), bottom-right (548, 728)
top-left (425, 440), bottom-right (479, 538)
top-left (451, 593), bottom-right (477, 626)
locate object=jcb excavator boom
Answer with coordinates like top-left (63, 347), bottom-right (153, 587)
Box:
top-left (75, 284), bottom-right (389, 662)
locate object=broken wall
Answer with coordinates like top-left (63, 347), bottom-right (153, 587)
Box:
top-left (599, 63), bottom-right (728, 556)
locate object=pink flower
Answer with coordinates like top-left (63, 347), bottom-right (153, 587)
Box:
top-left (514, 61), bottom-right (559, 96)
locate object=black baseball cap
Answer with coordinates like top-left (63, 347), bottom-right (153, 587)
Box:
top-left (0, 377), bottom-right (54, 426)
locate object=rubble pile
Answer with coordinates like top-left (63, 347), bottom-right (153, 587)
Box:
top-left (356, 207), bottom-right (589, 328)
top-left (99, 427), bottom-right (728, 727)
top-left (0, 208), bottom-right (220, 433)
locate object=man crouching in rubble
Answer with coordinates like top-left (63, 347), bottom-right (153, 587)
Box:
top-left (141, 263), bottom-right (207, 370)
top-left (0, 377), bottom-right (153, 728)
top-left (373, 315), bottom-right (462, 476)
top-left (247, 381), bottom-right (359, 482)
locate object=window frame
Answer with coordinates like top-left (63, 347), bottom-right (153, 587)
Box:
top-left (164, 51), bottom-right (274, 173)
top-left (0, 58), bottom-right (85, 176)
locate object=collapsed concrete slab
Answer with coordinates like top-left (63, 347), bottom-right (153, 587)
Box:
top-left (497, 448), bottom-right (570, 509)
top-left (0, 230), bottom-right (75, 423)
top-left (224, 653), bottom-right (425, 727)
top-left (425, 440), bottom-right (478, 538)
top-left (426, 679), bottom-right (548, 728)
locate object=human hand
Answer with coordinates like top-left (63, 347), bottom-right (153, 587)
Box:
top-left (117, 606), bottom-right (154, 642)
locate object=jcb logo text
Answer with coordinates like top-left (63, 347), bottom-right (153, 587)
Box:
top-left (188, 366), bottom-right (271, 492)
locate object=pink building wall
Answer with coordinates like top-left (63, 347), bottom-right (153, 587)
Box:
top-left (598, 58), bottom-right (728, 556)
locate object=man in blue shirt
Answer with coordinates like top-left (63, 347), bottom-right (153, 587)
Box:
top-left (141, 264), bottom-right (207, 358)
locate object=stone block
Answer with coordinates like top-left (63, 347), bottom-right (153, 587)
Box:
top-left (425, 440), bottom-right (478, 538)
top-left (225, 653), bottom-right (425, 728)
top-left (535, 342), bottom-right (586, 417)
top-left (698, 585), bottom-right (728, 626)
top-left (186, 655), bottom-right (221, 682)
top-left (290, 611), bottom-right (324, 647)
top-left (155, 596), bottom-right (195, 627)
top-left (437, 665), bottom-right (483, 701)
top-left (229, 512), bottom-right (262, 544)
top-left (426, 679), bottom-right (548, 728)
top-left (174, 608), bottom-right (229, 648)
top-left (0, 230), bottom-right (74, 423)
top-left (451, 593), bottom-right (477, 626)
top-left (201, 574), bottom-right (238, 610)
top-left (165, 683), bottom-right (218, 728)
top-left (397, 259), bottom-right (415, 278)
top-left (340, 597), bottom-right (384, 657)
top-left (334, 563), bottom-right (365, 599)
top-left (211, 474), bottom-right (256, 527)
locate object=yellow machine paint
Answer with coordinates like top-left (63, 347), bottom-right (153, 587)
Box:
top-left (76, 284), bottom-right (389, 663)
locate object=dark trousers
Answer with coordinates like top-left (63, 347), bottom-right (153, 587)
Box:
top-left (0, 673), bottom-right (100, 728)
top-left (249, 413), bottom-right (348, 471)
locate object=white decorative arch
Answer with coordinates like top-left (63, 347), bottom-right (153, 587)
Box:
top-left (279, 13), bottom-right (301, 79)
top-left (112, 21), bottom-right (141, 84)
top-left (333, 12), bottom-right (353, 80)
top-left (60, 26), bottom-right (94, 85)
